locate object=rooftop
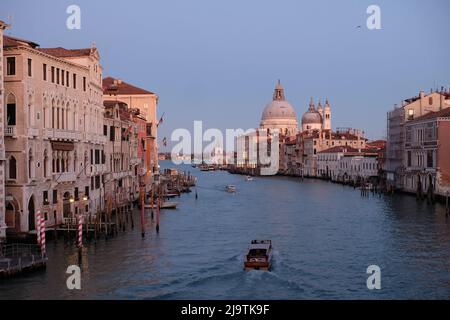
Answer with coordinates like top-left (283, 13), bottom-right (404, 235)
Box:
top-left (103, 77), bottom-right (155, 95)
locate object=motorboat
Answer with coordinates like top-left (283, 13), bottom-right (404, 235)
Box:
top-left (225, 185), bottom-right (236, 193)
top-left (244, 240), bottom-right (273, 271)
top-left (245, 176), bottom-right (254, 181)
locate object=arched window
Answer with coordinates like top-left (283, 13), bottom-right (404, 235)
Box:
top-left (6, 93), bottom-right (16, 126)
top-left (9, 156), bottom-right (17, 180)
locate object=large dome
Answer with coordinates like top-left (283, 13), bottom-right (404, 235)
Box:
top-left (259, 81), bottom-right (298, 136)
top-left (261, 100), bottom-right (297, 120)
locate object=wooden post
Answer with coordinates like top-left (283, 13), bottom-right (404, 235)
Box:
top-left (446, 191), bottom-right (449, 216)
top-left (140, 186), bottom-right (145, 238)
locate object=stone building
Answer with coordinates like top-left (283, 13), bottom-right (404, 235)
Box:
top-left (385, 90), bottom-right (450, 190)
top-left (3, 35), bottom-right (105, 237)
top-left (0, 20), bottom-right (9, 241)
top-left (103, 101), bottom-right (140, 216)
top-left (103, 77), bottom-right (159, 177)
top-left (300, 128), bottom-right (367, 177)
top-left (403, 107), bottom-right (450, 197)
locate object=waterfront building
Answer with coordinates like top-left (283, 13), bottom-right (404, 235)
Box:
top-left (300, 128), bottom-right (367, 177)
top-left (0, 20), bottom-right (9, 241)
top-left (103, 77), bottom-right (159, 177)
top-left (3, 34), bottom-right (105, 238)
top-left (103, 101), bottom-right (139, 215)
top-left (385, 89), bottom-right (450, 190)
top-left (402, 107), bottom-right (450, 197)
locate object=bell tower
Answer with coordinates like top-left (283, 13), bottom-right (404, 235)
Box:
top-left (323, 98), bottom-right (331, 130)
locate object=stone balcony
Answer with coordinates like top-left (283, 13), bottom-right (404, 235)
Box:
top-left (28, 127), bottom-right (39, 138)
top-left (5, 126), bottom-right (16, 137)
top-left (85, 132), bottom-right (107, 145)
top-left (44, 128), bottom-right (83, 141)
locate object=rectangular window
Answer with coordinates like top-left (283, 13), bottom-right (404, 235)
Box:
top-left (73, 74), bottom-right (77, 89)
top-left (427, 150), bottom-right (433, 168)
top-left (27, 58), bottom-right (32, 77)
top-left (95, 176), bottom-right (100, 189)
top-left (66, 71), bottom-right (69, 87)
top-left (407, 109), bottom-right (414, 121)
top-left (74, 187), bottom-right (79, 200)
top-left (110, 126), bottom-right (115, 141)
top-left (56, 68), bottom-right (60, 84)
top-left (407, 151), bottom-right (412, 167)
top-left (53, 190), bottom-right (58, 204)
top-left (51, 66), bottom-right (55, 83)
top-left (85, 186), bottom-right (89, 198)
top-left (103, 125), bottom-right (108, 136)
top-left (101, 150), bottom-right (105, 164)
top-left (43, 63), bottom-right (47, 81)
top-left (95, 150), bottom-right (100, 165)
top-left (43, 191), bottom-right (49, 205)
top-left (61, 69), bottom-right (65, 86)
top-left (83, 76), bottom-right (86, 91)
top-left (6, 57), bottom-right (16, 75)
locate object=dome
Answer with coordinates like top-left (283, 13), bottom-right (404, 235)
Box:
top-left (301, 110), bottom-right (322, 124)
top-left (259, 81), bottom-right (298, 136)
top-left (261, 100), bottom-right (297, 120)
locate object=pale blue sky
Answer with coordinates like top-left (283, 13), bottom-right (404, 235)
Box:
top-left (2, 0), bottom-right (450, 150)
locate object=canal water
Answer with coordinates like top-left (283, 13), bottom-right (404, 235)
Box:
top-left (1, 161), bottom-right (450, 299)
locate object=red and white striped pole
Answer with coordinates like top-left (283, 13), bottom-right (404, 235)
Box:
top-left (77, 214), bottom-right (83, 248)
top-left (40, 214), bottom-right (46, 256)
top-left (35, 210), bottom-right (41, 245)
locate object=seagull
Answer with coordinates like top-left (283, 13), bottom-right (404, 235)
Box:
top-left (356, 25), bottom-right (362, 29)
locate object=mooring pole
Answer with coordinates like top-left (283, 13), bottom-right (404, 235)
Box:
top-left (446, 191), bottom-right (449, 216)
top-left (140, 185), bottom-right (145, 238)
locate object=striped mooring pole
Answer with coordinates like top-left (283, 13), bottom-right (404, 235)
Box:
top-left (36, 210), bottom-right (41, 245)
top-left (77, 215), bottom-right (83, 248)
top-left (40, 214), bottom-right (46, 257)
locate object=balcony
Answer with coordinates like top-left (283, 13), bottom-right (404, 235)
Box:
top-left (53, 172), bottom-right (76, 183)
top-left (85, 132), bottom-right (107, 144)
top-left (5, 126), bottom-right (16, 137)
top-left (28, 127), bottom-right (39, 138)
top-left (45, 129), bottom-right (82, 141)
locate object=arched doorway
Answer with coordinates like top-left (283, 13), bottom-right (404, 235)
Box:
top-left (28, 196), bottom-right (36, 231)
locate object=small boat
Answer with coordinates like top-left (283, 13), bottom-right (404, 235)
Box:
top-left (245, 175), bottom-right (254, 181)
top-left (161, 201), bottom-right (178, 209)
top-left (225, 185), bottom-right (236, 193)
top-left (244, 240), bottom-right (273, 271)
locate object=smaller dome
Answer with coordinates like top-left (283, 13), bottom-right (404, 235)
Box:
top-left (302, 110), bottom-right (322, 124)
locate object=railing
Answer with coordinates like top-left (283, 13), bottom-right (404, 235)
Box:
top-left (5, 126), bottom-right (16, 137)
top-left (28, 127), bottom-right (39, 137)
top-left (1, 243), bottom-right (43, 258)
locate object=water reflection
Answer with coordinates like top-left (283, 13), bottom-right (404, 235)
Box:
top-left (1, 161), bottom-right (449, 299)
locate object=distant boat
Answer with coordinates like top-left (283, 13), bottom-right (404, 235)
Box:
top-left (160, 201), bottom-right (178, 209)
top-left (225, 185), bottom-right (236, 193)
top-left (245, 176), bottom-right (254, 181)
top-left (244, 240), bottom-right (273, 271)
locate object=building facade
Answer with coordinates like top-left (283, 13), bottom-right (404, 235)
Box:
top-left (0, 20), bottom-right (9, 241)
top-left (385, 90), bottom-right (450, 189)
top-left (403, 107), bottom-right (450, 197)
top-left (103, 77), bottom-right (159, 177)
top-left (3, 35), bottom-right (105, 237)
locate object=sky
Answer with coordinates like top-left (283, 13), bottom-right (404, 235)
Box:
top-left (1, 0), bottom-right (450, 151)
